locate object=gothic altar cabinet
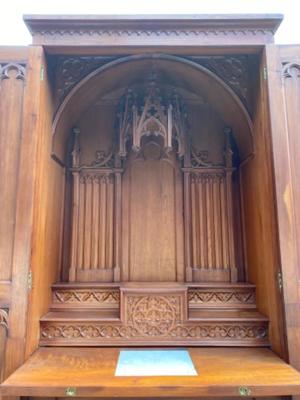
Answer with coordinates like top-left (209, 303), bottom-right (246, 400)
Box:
top-left (1, 13), bottom-right (300, 399)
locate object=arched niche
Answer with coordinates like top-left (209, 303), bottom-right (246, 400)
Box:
top-left (58, 53), bottom-right (253, 284)
top-left (52, 54), bottom-right (254, 165)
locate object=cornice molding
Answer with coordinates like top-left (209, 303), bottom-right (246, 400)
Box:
top-left (23, 14), bottom-right (282, 46)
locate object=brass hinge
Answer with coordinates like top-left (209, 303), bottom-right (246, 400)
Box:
top-left (263, 66), bottom-right (267, 81)
top-left (27, 270), bottom-right (33, 291)
top-left (40, 65), bottom-right (44, 81)
top-left (277, 271), bottom-right (283, 292)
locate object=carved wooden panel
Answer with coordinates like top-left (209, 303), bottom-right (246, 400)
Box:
top-left (188, 286), bottom-right (256, 308)
top-left (122, 146), bottom-right (184, 282)
top-left (52, 288), bottom-right (119, 308)
top-left (188, 169), bottom-right (236, 282)
top-left (69, 170), bottom-right (115, 282)
top-left (40, 284), bottom-right (268, 346)
top-left (40, 320), bottom-right (268, 346)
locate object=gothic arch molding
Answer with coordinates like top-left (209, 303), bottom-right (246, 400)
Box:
top-left (51, 53), bottom-right (254, 165)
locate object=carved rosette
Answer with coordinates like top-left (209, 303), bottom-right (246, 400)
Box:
top-left (126, 295), bottom-right (180, 336)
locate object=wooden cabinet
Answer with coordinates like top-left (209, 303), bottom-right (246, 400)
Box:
top-left (1, 14), bottom-right (300, 399)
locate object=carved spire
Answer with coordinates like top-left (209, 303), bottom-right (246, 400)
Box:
top-left (71, 127), bottom-right (80, 168)
top-left (117, 81), bottom-right (188, 158)
top-left (224, 127), bottom-right (233, 168)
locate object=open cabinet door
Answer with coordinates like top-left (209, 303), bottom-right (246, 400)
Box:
top-left (2, 347), bottom-right (300, 397)
top-left (266, 44), bottom-right (300, 372)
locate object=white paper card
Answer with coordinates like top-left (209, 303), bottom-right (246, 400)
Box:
top-left (115, 349), bottom-right (198, 376)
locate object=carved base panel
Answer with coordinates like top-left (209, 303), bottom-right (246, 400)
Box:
top-left (188, 284), bottom-right (256, 309)
top-left (40, 283), bottom-right (268, 346)
top-left (51, 284), bottom-right (120, 311)
top-left (40, 320), bottom-right (269, 346)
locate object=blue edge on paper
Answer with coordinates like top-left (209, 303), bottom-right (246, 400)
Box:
top-left (115, 349), bottom-right (198, 376)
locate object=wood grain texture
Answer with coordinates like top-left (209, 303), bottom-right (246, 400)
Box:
top-left (2, 347), bottom-right (300, 397)
top-left (24, 56), bottom-right (65, 359)
top-left (122, 151), bottom-right (183, 282)
top-left (24, 14), bottom-right (281, 48)
top-left (266, 44), bottom-right (300, 370)
top-left (189, 170), bottom-right (236, 282)
top-left (0, 59), bottom-right (26, 281)
top-left (70, 171), bottom-right (115, 282)
top-left (2, 46), bottom-right (43, 380)
top-left (239, 50), bottom-right (286, 358)
top-left (39, 282), bottom-right (269, 347)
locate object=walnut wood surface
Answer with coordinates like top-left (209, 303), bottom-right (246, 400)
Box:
top-left (2, 347), bottom-right (300, 397)
top-left (2, 15), bottom-right (300, 398)
top-left (39, 282), bottom-right (268, 347)
top-left (23, 14), bottom-right (282, 49)
top-left (267, 44), bottom-right (300, 372)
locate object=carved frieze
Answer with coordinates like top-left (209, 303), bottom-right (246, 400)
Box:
top-left (34, 28), bottom-right (274, 38)
top-left (53, 289), bottom-right (120, 305)
top-left (188, 290), bottom-right (255, 305)
top-left (40, 322), bottom-right (268, 343)
top-left (78, 173), bottom-right (114, 184)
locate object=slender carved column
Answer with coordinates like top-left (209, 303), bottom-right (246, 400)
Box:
top-left (183, 171), bottom-right (192, 282)
top-left (224, 128), bottom-right (237, 282)
top-left (69, 128), bottom-right (80, 281)
top-left (114, 169), bottom-right (122, 282)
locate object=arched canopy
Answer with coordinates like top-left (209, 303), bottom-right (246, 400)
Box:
top-left (52, 54), bottom-right (254, 164)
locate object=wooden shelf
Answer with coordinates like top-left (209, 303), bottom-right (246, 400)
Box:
top-left (2, 347), bottom-right (300, 397)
